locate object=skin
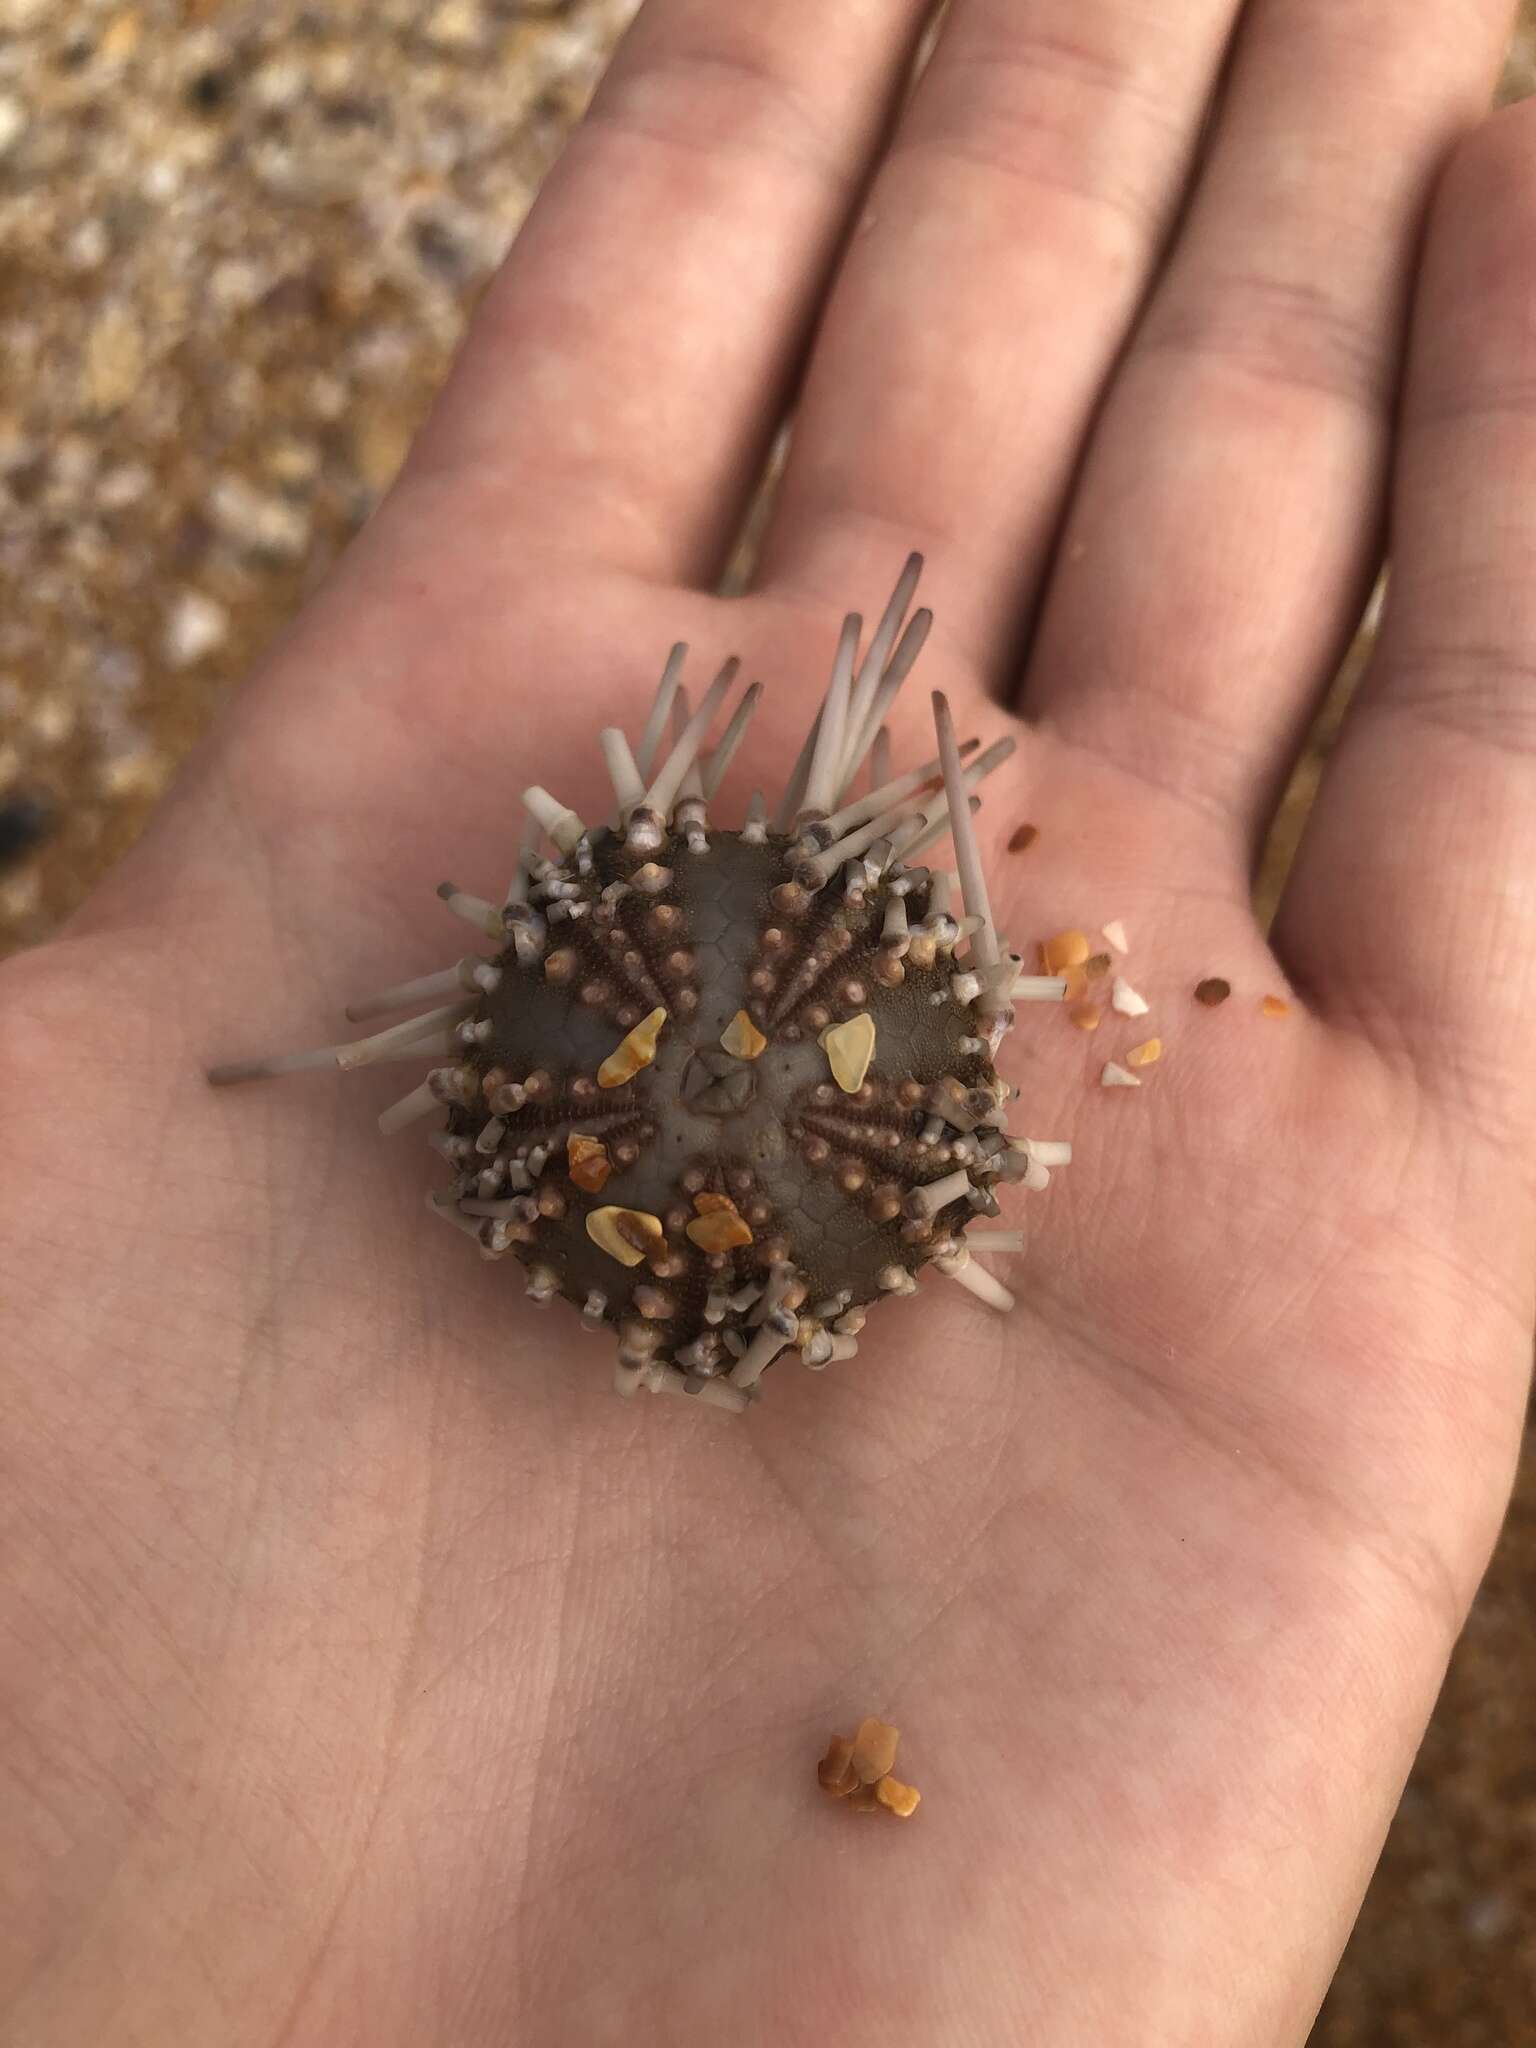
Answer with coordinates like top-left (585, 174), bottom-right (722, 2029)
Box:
top-left (2, 2), bottom-right (1535, 2041)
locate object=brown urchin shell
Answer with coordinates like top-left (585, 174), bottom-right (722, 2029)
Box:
top-left (208, 555), bottom-right (1071, 1412)
top-left (439, 821), bottom-right (1015, 1398)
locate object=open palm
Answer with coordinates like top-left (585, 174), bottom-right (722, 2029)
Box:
top-left (4, 5), bottom-right (1535, 2043)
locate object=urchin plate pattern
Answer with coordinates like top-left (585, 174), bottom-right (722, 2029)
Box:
top-left (208, 555), bottom-right (1072, 1411)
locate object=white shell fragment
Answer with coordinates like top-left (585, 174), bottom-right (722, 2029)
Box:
top-left (1101, 1061), bottom-right (1142, 1089)
top-left (1111, 976), bottom-right (1149, 1017)
top-left (819, 1011), bottom-right (876, 1094)
top-left (1102, 920), bottom-right (1129, 953)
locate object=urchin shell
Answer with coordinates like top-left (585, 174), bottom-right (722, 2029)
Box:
top-left (440, 824), bottom-right (1011, 1395)
top-left (208, 556), bottom-right (1069, 1411)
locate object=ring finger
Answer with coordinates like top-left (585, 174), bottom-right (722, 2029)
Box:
top-left (754, 0), bottom-right (1243, 670)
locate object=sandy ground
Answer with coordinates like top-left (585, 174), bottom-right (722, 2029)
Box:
top-left (1, 4), bottom-right (1533, 2038)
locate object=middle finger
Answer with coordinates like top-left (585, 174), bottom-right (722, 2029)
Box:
top-left (1019, 0), bottom-right (1515, 841)
top-left (755, 0), bottom-right (1242, 669)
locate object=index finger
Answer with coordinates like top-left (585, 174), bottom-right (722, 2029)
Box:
top-left (411, 0), bottom-right (930, 587)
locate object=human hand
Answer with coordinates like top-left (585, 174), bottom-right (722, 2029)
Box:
top-left (3, 4), bottom-right (1533, 2042)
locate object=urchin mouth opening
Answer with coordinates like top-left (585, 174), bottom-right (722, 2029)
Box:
top-left (679, 1048), bottom-right (756, 1117)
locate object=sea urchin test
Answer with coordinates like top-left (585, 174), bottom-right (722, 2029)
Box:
top-left (209, 558), bottom-right (1072, 1412)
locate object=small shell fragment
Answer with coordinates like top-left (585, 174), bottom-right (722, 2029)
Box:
top-left (586, 1205), bottom-right (665, 1266)
top-left (851, 1717), bottom-right (901, 1785)
top-left (1040, 929), bottom-right (1090, 974)
top-left (820, 1011), bottom-right (876, 1094)
top-left (1101, 1061), bottom-right (1141, 1089)
top-left (818, 1719), bottom-right (920, 1819)
top-left (567, 1132), bottom-right (612, 1193)
top-left (720, 1008), bottom-right (767, 1060)
top-left (686, 1193), bottom-right (754, 1252)
top-left (1195, 977), bottom-right (1231, 1007)
top-left (876, 1776), bottom-right (922, 1819)
top-left (1083, 952), bottom-right (1112, 979)
top-left (1126, 1037), bottom-right (1162, 1068)
top-left (1102, 919), bottom-right (1129, 953)
top-left (597, 1005), bottom-right (667, 1088)
top-left (817, 1733), bottom-right (859, 1798)
top-left (1111, 976), bottom-right (1149, 1018)
top-left (1262, 994), bottom-right (1291, 1019)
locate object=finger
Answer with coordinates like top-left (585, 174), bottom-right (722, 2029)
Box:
top-left (410, 0), bottom-right (930, 586)
top-left (754, 0), bottom-right (1241, 669)
top-left (1022, 0), bottom-right (1513, 838)
top-left (1274, 103), bottom-right (1536, 1114)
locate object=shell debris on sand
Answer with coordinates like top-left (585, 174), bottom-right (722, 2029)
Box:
top-left (206, 556), bottom-right (1067, 1410)
top-left (0, 0), bottom-right (639, 961)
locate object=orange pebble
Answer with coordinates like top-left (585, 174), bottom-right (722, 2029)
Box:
top-left (1127, 1037), bottom-right (1162, 1068)
top-left (1069, 1002), bottom-right (1102, 1032)
top-left (876, 1776), bottom-right (922, 1819)
top-left (1261, 995), bottom-right (1291, 1019)
top-left (1040, 929), bottom-right (1091, 974)
top-left (817, 1733), bottom-right (859, 1798)
top-left (851, 1717), bottom-right (901, 1785)
top-left (567, 1133), bottom-right (612, 1193)
top-left (686, 1209), bottom-right (754, 1253)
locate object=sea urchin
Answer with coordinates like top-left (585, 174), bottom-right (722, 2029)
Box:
top-left (209, 558), bottom-right (1072, 1412)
